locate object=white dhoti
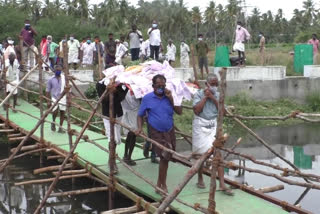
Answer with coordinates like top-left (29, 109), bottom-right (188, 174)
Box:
top-left (68, 51), bottom-right (79, 64)
top-left (6, 80), bottom-right (18, 95)
top-left (121, 109), bottom-right (138, 135)
top-left (51, 96), bottom-right (66, 111)
top-left (192, 115), bottom-right (217, 155)
top-left (180, 55), bottom-right (190, 68)
top-left (233, 42), bottom-right (245, 52)
top-left (103, 117), bottom-right (122, 145)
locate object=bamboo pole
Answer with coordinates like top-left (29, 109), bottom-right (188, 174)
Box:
top-left (108, 79), bottom-right (116, 210)
top-left (0, 148), bottom-right (46, 163)
top-left (0, 129), bottom-right (15, 133)
top-left (219, 147), bottom-right (320, 182)
top-left (97, 42), bottom-right (102, 79)
top-left (49, 186), bottom-right (108, 197)
top-left (52, 169), bottom-right (87, 175)
top-left (0, 89), bottom-right (67, 173)
top-left (223, 137), bottom-right (242, 160)
top-left (33, 163), bottom-right (73, 174)
top-left (33, 87), bottom-right (109, 214)
top-left (190, 44), bottom-right (198, 83)
top-left (70, 79), bottom-right (94, 109)
top-left (257, 185), bottom-right (284, 193)
top-left (38, 54), bottom-right (44, 141)
top-left (208, 68), bottom-right (227, 214)
top-left (14, 173), bottom-right (90, 186)
top-left (8, 136), bottom-right (25, 142)
top-left (10, 144), bottom-right (40, 153)
top-left (7, 133), bottom-right (23, 137)
top-left (19, 36), bottom-right (28, 100)
top-left (0, 64), bottom-right (39, 108)
top-left (46, 155), bottom-right (63, 160)
top-left (225, 108), bottom-right (311, 183)
top-left (222, 161), bottom-right (320, 190)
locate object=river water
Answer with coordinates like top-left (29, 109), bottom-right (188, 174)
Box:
top-left (0, 123), bottom-right (319, 213)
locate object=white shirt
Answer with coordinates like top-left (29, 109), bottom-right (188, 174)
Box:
top-left (166, 44), bottom-right (176, 61)
top-left (141, 40), bottom-right (150, 56)
top-left (67, 39), bottom-right (80, 53)
top-left (147, 28), bottom-right (161, 46)
top-left (116, 43), bottom-right (128, 58)
top-left (180, 43), bottom-right (190, 58)
top-left (5, 59), bottom-right (20, 82)
top-left (128, 30), bottom-right (142, 49)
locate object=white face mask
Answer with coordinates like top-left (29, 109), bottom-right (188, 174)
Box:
top-left (198, 38), bottom-right (203, 41)
top-left (70, 37), bottom-right (74, 41)
top-left (237, 25), bottom-right (241, 29)
top-left (152, 24), bottom-right (157, 28)
top-left (8, 40), bottom-right (14, 45)
top-left (209, 86), bottom-right (218, 93)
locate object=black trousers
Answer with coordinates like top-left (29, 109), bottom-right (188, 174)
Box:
top-left (130, 48), bottom-right (140, 61)
top-left (150, 45), bottom-right (160, 61)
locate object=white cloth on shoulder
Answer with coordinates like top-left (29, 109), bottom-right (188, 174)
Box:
top-left (233, 42), bottom-right (245, 52)
top-left (52, 74), bottom-right (66, 111)
top-left (192, 115), bottom-right (217, 155)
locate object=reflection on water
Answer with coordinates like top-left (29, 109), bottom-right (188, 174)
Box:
top-left (0, 143), bottom-right (132, 214)
top-left (226, 123), bottom-right (320, 214)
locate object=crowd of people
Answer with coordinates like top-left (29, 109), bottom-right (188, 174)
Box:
top-left (13, 19), bottom-right (320, 196)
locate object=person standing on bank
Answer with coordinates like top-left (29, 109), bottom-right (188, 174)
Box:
top-left (196, 34), bottom-right (209, 79)
top-left (148, 20), bottom-right (162, 61)
top-left (233, 21), bottom-right (251, 66)
top-left (46, 65), bottom-right (66, 133)
top-left (308, 34), bottom-right (319, 64)
top-left (20, 19), bottom-right (37, 70)
top-left (127, 24), bottom-right (143, 61)
top-left (166, 39), bottom-right (176, 66)
top-left (4, 53), bottom-right (20, 112)
top-left (136, 74), bottom-right (182, 193)
top-left (180, 40), bottom-right (190, 68)
top-left (259, 32), bottom-right (266, 65)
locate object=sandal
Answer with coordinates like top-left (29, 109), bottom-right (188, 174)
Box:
top-left (196, 183), bottom-right (206, 189)
top-left (219, 188), bottom-right (234, 196)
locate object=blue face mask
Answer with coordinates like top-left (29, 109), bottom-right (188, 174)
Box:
top-left (55, 70), bottom-right (61, 76)
top-left (87, 40), bottom-right (91, 44)
top-left (156, 87), bottom-right (164, 95)
top-left (152, 24), bottom-right (158, 28)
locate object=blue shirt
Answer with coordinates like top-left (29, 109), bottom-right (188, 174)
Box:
top-left (138, 92), bottom-right (174, 132)
top-left (193, 89), bottom-right (219, 120)
top-left (46, 76), bottom-right (62, 99)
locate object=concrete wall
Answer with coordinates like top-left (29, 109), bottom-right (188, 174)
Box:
top-left (304, 65), bottom-right (320, 78)
top-left (223, 77), bottom-right (320, 103)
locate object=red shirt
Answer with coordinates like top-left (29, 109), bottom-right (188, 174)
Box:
top-left (20, 28), bottom-right (35, 46)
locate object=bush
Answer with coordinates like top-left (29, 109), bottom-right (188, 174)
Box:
top-left (306, 91), bottom-right (320, 111)
top-left (84, 84), bottom-right (98, 99)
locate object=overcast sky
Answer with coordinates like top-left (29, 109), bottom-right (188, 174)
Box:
top-left (90, 0), bottom-right (314, 19)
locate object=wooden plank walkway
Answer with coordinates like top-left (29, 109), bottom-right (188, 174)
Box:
top-left (0, 100), bottom-right (288, 214)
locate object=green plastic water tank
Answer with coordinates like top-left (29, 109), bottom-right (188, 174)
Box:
top-left (214, 46), bottom-right (231, 67)
top-left (294, 44), bottom-right (313, 73)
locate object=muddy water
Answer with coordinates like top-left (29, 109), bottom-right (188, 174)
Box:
top-left (1, 123), bottom-right (320, 213)
top-left (0, 142), bottom-right (132, 214)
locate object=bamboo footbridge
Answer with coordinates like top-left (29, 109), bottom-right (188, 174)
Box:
top-left (0, 39), bottom-right (317, 214)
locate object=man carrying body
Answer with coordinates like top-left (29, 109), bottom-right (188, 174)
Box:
top-left (20, 19), bottom-right (37, 70)
top-left (121, 89), bottom-right (140, 165)
top-left (127, 24), bottom-right (143, 61)
top-left (4, 53), bottom-right (20, 112)
top-left (180, 40), bottom-right (190, 68)
top-left (96, 78), bottom-right (128, 172)
top-left (192, 74), bottom-right (233, 195)
top-left (136, 74), bottom-right (182, 193)
top-left (196, 34), bottom-right (209, 79)
top-left (105, 33), bottom-right (117, 67)
top-left (166, 39), bottom-right (176, 66)
top-left (233, 21), bottom-right (250, 66)
top-left (148, 21), bottom-right (162, 61)
top-left (308, 34), bottom-right (319, 64)
top-left (46, 65), bottom-right (66, 133)
top-left (67, 35), bottom-right (80, 70)
top-left (259, 32), bottom-right (266, 65)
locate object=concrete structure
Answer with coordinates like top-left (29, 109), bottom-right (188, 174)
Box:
top-left (214, 66), bottom-right (286, 81)
top-left (304, 65), bottom-right (320, 78)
